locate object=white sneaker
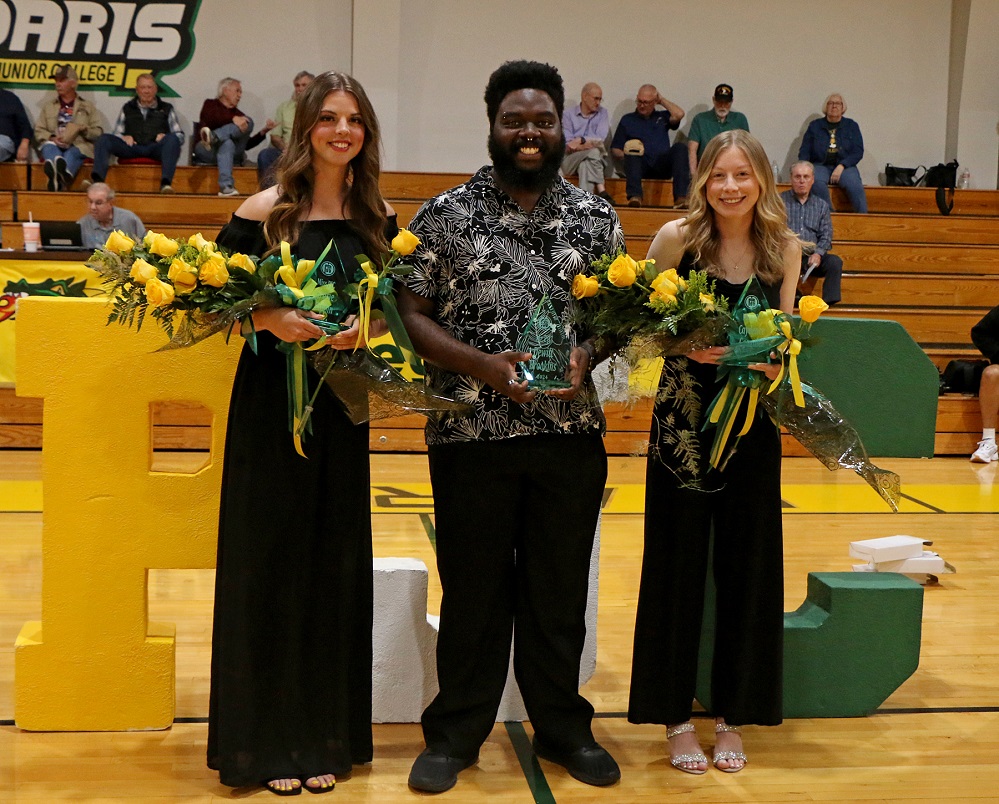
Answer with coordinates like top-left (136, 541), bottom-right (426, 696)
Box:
top-left (970, 439), bottom-right (998, 463)
top-left (218, 186), bottom-right (239, 197)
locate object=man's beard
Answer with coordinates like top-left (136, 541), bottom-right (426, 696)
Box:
top-left (488, 131), bottom-right (565, 193)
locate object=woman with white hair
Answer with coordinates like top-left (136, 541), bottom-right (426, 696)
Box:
top-left (797, 93), bottom-right (868, 213)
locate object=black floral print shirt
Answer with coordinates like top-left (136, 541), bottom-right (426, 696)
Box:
top-left (407, 166), bottom-right (625, 444)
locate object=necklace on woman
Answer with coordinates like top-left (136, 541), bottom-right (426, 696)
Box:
top-left (719, 241), bottom-right (753, 278)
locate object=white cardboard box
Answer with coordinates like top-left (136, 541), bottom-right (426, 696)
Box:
top-left (875, 551), bottom-right (946, 573)
top-left (849, 535), bottom-right (927, 564)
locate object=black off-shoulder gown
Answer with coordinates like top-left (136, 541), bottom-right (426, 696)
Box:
top-left (207, 214), bottom-right (394, 787)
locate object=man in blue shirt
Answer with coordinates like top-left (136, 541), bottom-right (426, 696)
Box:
top-left (0, 86), bottom-right (32, 163)
top-left (561, 82), bottom-right (613, 204)
top-left (611, 84), bottom-right (688, 207)
top-left (781, 160), bottom-right (842, 305)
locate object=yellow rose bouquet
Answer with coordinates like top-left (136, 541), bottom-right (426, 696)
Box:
top-left (88, 228), bottom-right (468, 456)
top-left (572, 250), bottom-right (732, 363)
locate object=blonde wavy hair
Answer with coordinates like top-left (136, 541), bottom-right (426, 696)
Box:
top-left (683, 130), bottom-right (797, 284)
top-left (264, 71), bottom-right (388, 259)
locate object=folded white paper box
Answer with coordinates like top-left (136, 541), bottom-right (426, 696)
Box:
top-left (849, 535), bottom-right (927, 563)
top-left (875, 551), bottom-right (946, 573)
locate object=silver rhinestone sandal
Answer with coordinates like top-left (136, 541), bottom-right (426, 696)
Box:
top-left (666, 721), bottom-right (708, 775)
top-left (713, 722), bottom-right (747, 772)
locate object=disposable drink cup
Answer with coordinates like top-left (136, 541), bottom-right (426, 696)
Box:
top-left (23, 221), bottom-right (40, 252)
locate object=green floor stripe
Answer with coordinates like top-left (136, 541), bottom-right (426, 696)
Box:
top-left (505, 722), bottom-right (556, 804)
top-left (419, 512), bottom-right (436, 553)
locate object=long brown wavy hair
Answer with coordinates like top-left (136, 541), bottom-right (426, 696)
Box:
top-left (683, 130), bottom-right (799, 284)
top-left (264, 71), bottom-right (388, 258)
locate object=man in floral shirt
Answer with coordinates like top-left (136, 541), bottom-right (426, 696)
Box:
top-left (400, 60), bottom-right (624, 794)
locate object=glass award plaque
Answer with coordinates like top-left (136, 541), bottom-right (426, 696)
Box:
top-left (515, 295), bottom-right (571, 390)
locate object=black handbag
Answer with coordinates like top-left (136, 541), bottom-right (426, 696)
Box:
top-left (941, 358), bottom-right (989, 394)
top-left (920, 160), bottom-right (959, 215)
top-left (885, 164), bottom-right (924, 187)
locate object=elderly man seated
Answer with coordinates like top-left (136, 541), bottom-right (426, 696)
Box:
top-left (781, 160), bottom-right (842, 305)
top-left (611, 84), bottom-right (688, 207)
top-left (77, 182), bottom-right (145, 249)
top-left (561, 82), bottom-right (613, 204)
top-left (257, 71), bottom-right (314, 189)
top-left (89, 74), bottom-right (184, 194)
top-left (194, 77), bottom-right (274, 197)
top-left (34, 65), bottom-right (103, 191)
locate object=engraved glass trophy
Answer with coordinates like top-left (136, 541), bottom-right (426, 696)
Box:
top-left (515, 294), bottom-right (571, 390)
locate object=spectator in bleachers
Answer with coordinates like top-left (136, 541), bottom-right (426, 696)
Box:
top-left (797, 93), bottom-right (868, 213)
top-left (686, 84), bottom-right (749, 179)
top-left (257, 70), bottom-right (314, 189)
top-left (77, 182), bottom-right (146, 249)
top-left (89, 74), bottom-right (184, 194)
top-left (611, 84), bottom-right (689, 208)
top-left (561, 82), bottom-right (614, 204)
top-left (194, 78), bottom-right (275, 197)
top-left (0, 85), bottom-right (32, 163)
top-left (35, 65), bottom-right (103, 191)
top-left (970, 306), bottom-right (999, 463)
top-left (781, 160), bottom-right (843, 305)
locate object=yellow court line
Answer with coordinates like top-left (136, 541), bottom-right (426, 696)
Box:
top-left (5, 481), bottom-right (998, 515)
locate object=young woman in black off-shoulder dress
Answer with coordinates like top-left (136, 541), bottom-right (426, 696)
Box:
top-left (628, 130), bottom-right (802, 776)
top-left (207, 71), bottom-right (397, 797)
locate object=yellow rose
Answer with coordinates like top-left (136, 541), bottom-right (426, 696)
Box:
top-left (651, 271), bottom-right (678, 296)
top-left (144, 276), bottom-right (175, 308)
top-left (607, 253), bottom-right (639, 287)
top-left (145, 231), bottom-right (179, 258)
top-left (799, 295), bottom-right (829, 324)
top-left (199, 256), bottom-right (230, 288)
top-left (650, 289), bottom-right (677, 306)
top-left (228, 252), bottom-right (256, 274)
top-left (391, 228), bottom-right (420, 256)
top-left (571, 274), bottom-right (600, 299)
top-left (105, 230), bottom-right (135, 253)
top-left (128, 258), bottom-right (158, 285)
top-left (167, 258), bottom-right (198, 294)
top-left (188, 232), bottom-right (217, 252)
top-left (699, 293), bottom-right (715, 312)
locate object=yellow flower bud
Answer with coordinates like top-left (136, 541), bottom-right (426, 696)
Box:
top-left (391, 228), bottom-right (420, 256)
top-left (607, 253), bottom-right (639, 287)
top-left (227, 252), bottom-right (257, 274)
top-left (145, 231), bottom-right (179, 258)
top-left (188, 232), bottom-right (217, 252)
top-left (105, 230), bottom-right (135, 254)
top-left (167, 258), bottom-right (198, 294)
top-left (145, 276), bottom-right (175, 307)
top-left (699, 293), bottom-right (715, 312)
top-left (128, 258), bottom-right (158, 285)
top-left (798, 295), bottom-right (829, 324)
top-left (572, 274), bottom-right (600, 299)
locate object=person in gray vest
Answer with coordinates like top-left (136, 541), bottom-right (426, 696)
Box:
top-left (89, 74), bottom-right (184, 194)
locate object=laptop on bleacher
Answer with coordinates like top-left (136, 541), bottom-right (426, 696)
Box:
top-left (39, 221), bottom-right (87, 251)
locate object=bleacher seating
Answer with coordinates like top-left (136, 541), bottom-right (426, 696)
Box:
top-left (2, 166), bottom-right (997, 456)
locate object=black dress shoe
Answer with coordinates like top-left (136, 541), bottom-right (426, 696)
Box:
top-left (596, 190), bottom-right (616, 206)
top-left (408, 748), bottom-right (478, 793)
top-left (532, 736), bottom-right (620, 786)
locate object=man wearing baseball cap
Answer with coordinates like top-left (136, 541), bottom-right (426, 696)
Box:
top-left (686, 83), bottom-right (750, 178)
top-left (34, 65), bottom-right (103, 191)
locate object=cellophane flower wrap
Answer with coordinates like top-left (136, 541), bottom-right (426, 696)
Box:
top-left (88, 228), bottom-right (469, 456)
